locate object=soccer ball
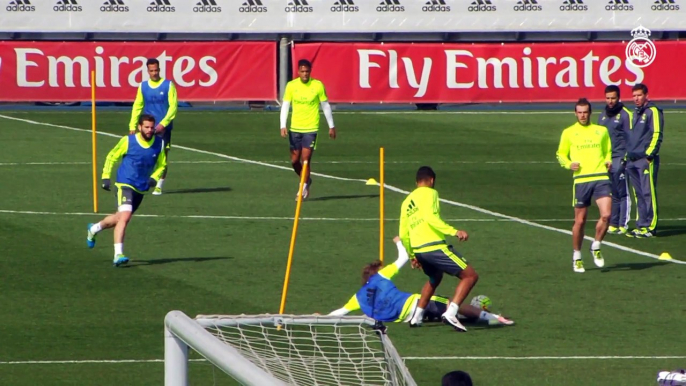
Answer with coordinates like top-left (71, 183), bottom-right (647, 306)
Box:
top-left (470, 295), bottom-right (492, 311)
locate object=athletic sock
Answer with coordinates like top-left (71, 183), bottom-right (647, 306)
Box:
top-left (591, 240), bottom-right (601, 251)
top-left (479, 311), bottom-right (499, 322)
top-left (89, 223), bottom-right (102, 235)
top-left (411, 307), bottom-right (425, 324)
top-left (114, 243), bottom-right (124, 256)
top-left (446, 302), bottom-right (459, 318)
top-left (156, 179), bottom-right (165, 189)
top-left (573, 250), bottom-right (582, 260)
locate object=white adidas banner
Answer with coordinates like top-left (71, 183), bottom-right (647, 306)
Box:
top-left (0, 0), bottom-right (683, 33)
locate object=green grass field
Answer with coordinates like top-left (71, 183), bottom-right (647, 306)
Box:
top-left (0, 108), bottom-right (685, 386)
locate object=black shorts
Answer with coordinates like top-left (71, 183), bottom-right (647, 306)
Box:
top-left (573, 180), bottom-right (611, 208)
top-left (157, 122), bottom-right (172, 149)
top-left (415, 245), bottom-right (469, 284)
top-left (423, 295), bottom-right (449, 322)
top-left (115, 184), bottom-right (144, 214)
top-left (288, 131), bottom-right (317, 151)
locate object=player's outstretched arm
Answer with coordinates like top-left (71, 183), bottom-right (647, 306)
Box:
top-left (377, 237), bottom-right (410, 281)
top-left (328, 295), bottom-right (360, 316)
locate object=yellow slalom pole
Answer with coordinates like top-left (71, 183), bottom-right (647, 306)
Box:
top-left (379, 147), bottom-right (385, 263)
top-left (91, 70), bottom-right (99, 213)
top-left (279, 161), bottom-right (309, 315)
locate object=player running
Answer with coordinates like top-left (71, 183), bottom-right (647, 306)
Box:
top-left (86, 114), bottom-right (167, 266)
top-left (329, 237), bottom-right (513, 327)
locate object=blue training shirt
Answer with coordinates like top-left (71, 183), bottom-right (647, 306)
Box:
top-left (116, 134), bottom-right (165, 191)
top-left (142, 79), bottom-right (172, 128)
top-left (355, 270), bottom-right (412, 322)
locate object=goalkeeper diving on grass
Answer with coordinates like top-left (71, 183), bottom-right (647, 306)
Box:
top-left (329, 237), bottom-right (514, 327)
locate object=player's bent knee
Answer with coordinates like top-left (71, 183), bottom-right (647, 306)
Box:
top-left (460, 267), bottom-right (478, 282)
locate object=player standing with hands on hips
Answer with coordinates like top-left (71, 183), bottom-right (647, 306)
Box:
top-left (556, 98), bottom-right (612, 273)
top-left (129, 58), bottom-right (178, 196)
top-left (280, 59), bottom-right (336, 201)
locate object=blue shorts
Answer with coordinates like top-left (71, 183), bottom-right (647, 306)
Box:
top-left (157, 122), bottom-right (173, 149)
top-left (288, 131), bottom-right (317, 151)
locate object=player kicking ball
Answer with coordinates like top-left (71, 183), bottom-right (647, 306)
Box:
top-left (86, 114), bottom-right (167, 266)
top-left (328, 237), bottom-right (513, 328)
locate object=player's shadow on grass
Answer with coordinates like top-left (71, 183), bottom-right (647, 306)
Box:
top-left (126, 256), bottom-right (232, 266)
top-left (164, 187), bottom-right (232, 194)
top-left (652, 225), bottom-right (686, 237)
top-left (308, 194), bottom-right (379, 202)
top-left (590, 261), bottom-right (670, 273)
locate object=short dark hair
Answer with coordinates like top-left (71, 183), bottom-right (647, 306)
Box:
top-left (442, 370), bottom-right (473, 386)
top-left (575, 98), bottom-right (592, 114)
top-left (361, 260), bottom-right (383, 284)
top-left (146, 58), bottom-right (160, 68)
top-left (632, 83), bottom-right (648, 94)
top-left (604, 85), bottom-right (620, 98)
top-left (297, 59), bottom-right (312, 69)
top-left (138, 114), bottom-right (156, 126)
top-left (416, 166), bottom-right (436, 183)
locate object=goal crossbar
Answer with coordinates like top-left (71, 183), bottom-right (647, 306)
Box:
top-left (164, 310), bottom-right (417, 386)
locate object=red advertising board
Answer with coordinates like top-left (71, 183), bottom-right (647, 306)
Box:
top-left (0, 41), bottom-right (276, 101)
top-left (292, 42), bottom-right (684, 103)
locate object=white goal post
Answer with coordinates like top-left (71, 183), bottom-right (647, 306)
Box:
top-left (164, 310), bottom-right (418, 386)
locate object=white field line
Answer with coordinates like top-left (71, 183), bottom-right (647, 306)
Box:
top-left (3, 110), bottom-right (685, 115)
top-left (0, 113), bottom-right (683, 265)
top-left (4, 160), bottom-right (686, 167)
top-left (3, 209), bottom-right (686, 224)
top-left (2, 355), bottom-right (685, 365)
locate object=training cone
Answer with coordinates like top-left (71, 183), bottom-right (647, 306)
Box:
top-left (366, 178), bottom-right (378, 185)
top-left (658, 252), bottom-right (673, 260)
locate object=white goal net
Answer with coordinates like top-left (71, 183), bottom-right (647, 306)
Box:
top-left (164, 310), bottom-right (417, 386)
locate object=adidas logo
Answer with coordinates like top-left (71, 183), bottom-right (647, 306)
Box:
top-left (652, 0), bottom-right (679, 10)
top-left (147, 0), bottom-right (175, 12)
top-left (194, 0), bottom-right (221, 12)
top-left (286, 0), bottom-right (313, 12)
top-left (468, 0), bottom-right (494, 12)
top-left (101, 0), bottom-right (129, 12)
top-left (406, 200), bottom-right (419, 216)
top-left (331, 0), bottom-right (358, 12)
top-left (514, 0), bottom-right (542, 11)
top-left (6, 0), bottom-right (35, 11)
top-left (423, 0), bottom-right (450, 12)
top-left (239, 0), bottom-right (266, 12)
top-left (53, 0), bottom-right (82, 12)
top-left (377, 0), bottom-right (404, 12)
top-left (605, 0), bottom-right (633, 11)
top-left (560, 0), bottom-right (587, 11)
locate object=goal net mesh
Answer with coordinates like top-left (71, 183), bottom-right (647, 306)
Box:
top-left (195, 314), bottom-right (416, 386)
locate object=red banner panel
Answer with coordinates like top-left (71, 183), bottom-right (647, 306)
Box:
top-left (0, 41), bottom-right (276, 102)
top-left (292, 42), bottom-right (684, 103)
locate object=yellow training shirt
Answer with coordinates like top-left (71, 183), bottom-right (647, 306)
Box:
top-left (283, 78), bottom-right (328, 132)
top-left (556, 122), bottom-right (612, 184)
top-left (399, 187), bottom-right (458, 256)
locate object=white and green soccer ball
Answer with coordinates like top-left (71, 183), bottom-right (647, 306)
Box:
top-left (470, 295), bottom-right (492, 311)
